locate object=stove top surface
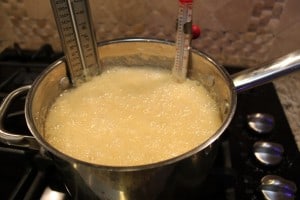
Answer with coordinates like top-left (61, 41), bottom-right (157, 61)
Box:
top-left (0, 45), bottom-right (299, 200)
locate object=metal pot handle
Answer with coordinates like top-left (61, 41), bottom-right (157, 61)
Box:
top-left (0, 85), bottom-right (40, 150)
top-left (232, 50), bottom-right (300, 93)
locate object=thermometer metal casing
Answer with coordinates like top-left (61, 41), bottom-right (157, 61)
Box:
top-left (50, 0), bottom-right (100, 86)
top-left (173, 0), bottom-right (193, 82)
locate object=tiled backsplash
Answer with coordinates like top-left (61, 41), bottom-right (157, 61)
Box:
top-left (1, 0), bottom-right (300, 67)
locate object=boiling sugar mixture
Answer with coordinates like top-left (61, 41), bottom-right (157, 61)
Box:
top-left (45, 66), bottom-right (222, 166)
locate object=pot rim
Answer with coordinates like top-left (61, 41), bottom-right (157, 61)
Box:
top-left (25, 38), bottom-right (237, 171)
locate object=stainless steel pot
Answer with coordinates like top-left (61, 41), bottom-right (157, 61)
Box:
top-left (1, 38), bottom-right (300, 200)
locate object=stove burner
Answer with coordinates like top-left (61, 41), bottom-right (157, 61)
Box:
top-left (0, 43), bottom-right (61, 63)
top-left (0, 45), bottom-right (299, 200)
top-left (0, 43), bottom-right (63, 93)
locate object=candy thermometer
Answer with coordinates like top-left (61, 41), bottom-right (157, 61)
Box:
top-left (50, 0), bottom-right (100, 86)
top-left (172, 0), bottom-right (193, 82)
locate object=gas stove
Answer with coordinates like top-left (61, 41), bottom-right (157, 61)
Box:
top-left (0, 44), bottom-right (299, 200)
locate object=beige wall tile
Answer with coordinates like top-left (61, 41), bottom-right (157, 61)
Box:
top-left (0, 0), bottom-right (299, 67)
